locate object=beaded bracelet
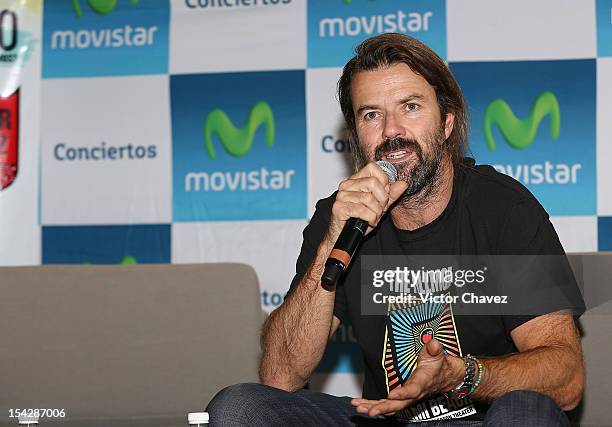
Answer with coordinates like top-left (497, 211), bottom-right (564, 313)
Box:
top-left (447, 356), bottom-right (475, 400)
top-left (466, 354), bottom-right (485, 395)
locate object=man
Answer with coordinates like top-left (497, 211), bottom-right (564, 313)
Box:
top-left (207, 33), bottom-right (585, 426)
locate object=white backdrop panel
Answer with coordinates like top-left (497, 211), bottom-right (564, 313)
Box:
top-left (550, 216), bottom-right (598, 253)
top-left (447, 0), bottom-right (596, 61)
top-left (597, 58), bottom-right (612, 216)
top-left (170, 0), bottom-right (306, 74)
top-left (307, 67), bottom-right (352, 216)
top-left (41, 75), bottom-right (172, 225)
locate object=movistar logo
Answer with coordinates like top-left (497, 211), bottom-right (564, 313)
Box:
top-left (204, 100), bottom-right (275, 160)
top-left (185, 100), bottom-right (294, 193)
top-left (72, 0), bottom-right (139, 17)
top-left (53, 0), bottom-right (156, 51)
top-left (483, 91), bottom-right (561, 151)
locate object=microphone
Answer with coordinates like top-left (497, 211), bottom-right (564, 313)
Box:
top-left (321, 160), bottom-right (398, 290)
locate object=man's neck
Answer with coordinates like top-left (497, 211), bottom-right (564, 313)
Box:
top-left (390, 156), bottom-right (455, 231)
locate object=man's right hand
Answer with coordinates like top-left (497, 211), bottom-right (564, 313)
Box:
top-left (327, 162), bottom-right (408, 242)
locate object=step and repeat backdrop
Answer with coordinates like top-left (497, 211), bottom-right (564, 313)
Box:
top-left (1, 0), bottom-right (612, 396)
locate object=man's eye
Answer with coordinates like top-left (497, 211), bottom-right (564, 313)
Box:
top-left (406, 103), bottom-right (419, 111)
top-left (364, 111), bottom-right (378, 120)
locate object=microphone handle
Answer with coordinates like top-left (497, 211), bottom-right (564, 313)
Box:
top-left (321, 217), bottom-right (368, 290)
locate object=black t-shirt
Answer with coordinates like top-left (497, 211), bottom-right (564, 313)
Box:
top-left (287, 159), bottom-right (585, 420)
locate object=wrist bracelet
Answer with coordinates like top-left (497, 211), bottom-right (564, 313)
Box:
top-left (448, 356), bottom-right (475, 400)
top-left (466, 354), bottom-right (485, 396)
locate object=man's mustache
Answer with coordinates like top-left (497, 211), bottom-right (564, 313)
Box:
top-left (374, 137), bottom-right (423, 161)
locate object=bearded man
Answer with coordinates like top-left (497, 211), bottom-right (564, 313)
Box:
top-left (207, 33), bottom-right (585, 427)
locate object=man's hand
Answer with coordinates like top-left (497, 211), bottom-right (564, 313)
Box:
top-left (328, 162), bottom-right (408, 243)
top-left (351, 339), bottom-right (465, 417)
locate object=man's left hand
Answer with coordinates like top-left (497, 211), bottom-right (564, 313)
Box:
top-left (350, 338), bottom-right (465, 417)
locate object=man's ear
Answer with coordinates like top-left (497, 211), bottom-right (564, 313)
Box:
top-left (444, 112), bottom-right (455, 141)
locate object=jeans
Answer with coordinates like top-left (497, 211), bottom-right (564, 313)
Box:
top-left (206, 383), bottom-right (570, 426)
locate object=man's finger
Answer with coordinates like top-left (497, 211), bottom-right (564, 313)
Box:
top-left (350, 398), bottom-right (381, 406)
top-left (369, 399), bottom-right (412, 417)
top-left (355, 400), bottom-right (384, 414)
top-left (355, 404), bottom-right (374, 414)
top-left (423, 338), bottom-right (445, 358)
top-left (387, 181), bottom-right (408, 207)
top-left (356, 401), bottom-right (389, 415)
top-left (387, 374), bottom-right (427, 400)
top-left (353, 161), bottom-right (392, 184)
top-left (340, 176), bottom-right (390, 208)
top-left (336, 188), bottom-right (385, 215)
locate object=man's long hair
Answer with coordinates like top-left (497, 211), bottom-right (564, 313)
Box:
top-left (338, 33), bottom-right (469, 170)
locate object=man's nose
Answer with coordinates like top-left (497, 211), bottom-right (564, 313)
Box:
top-left (382, 113), bottom-right (403, 140)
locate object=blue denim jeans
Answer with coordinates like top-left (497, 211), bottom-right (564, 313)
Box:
top-left (206, 383), bottom-right (570, 426)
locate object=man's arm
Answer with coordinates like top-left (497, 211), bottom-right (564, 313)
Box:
top-left (353, 310), bottom-right (585, 416)
top-left (259, 233), bottom-right (341, 392)
top-left (472, 310), bottom-right (584, 410)
top-left (259, 162), bottom-right (408, 392)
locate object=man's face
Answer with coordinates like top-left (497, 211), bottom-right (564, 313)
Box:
top-left (350, 63), bottom-right (454, 197)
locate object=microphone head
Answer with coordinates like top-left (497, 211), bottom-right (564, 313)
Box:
top-left (376, 160), bottom-right (397, 183)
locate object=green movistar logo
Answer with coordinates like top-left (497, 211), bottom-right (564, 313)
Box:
top-left (483, 91), bottom-right (560, 151)
top-left (120, 255), bottom-right (137, 265)
top-left (72, 0), bottom-right (139, 17)
top-left (204, 100), bottom-right (275, 160)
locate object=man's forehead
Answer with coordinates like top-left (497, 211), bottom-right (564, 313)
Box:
top-left (350, 63), bottom-right (435, 101)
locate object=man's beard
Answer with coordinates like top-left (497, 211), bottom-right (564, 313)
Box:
top-left (352, 126), bottom-right (446, 204)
